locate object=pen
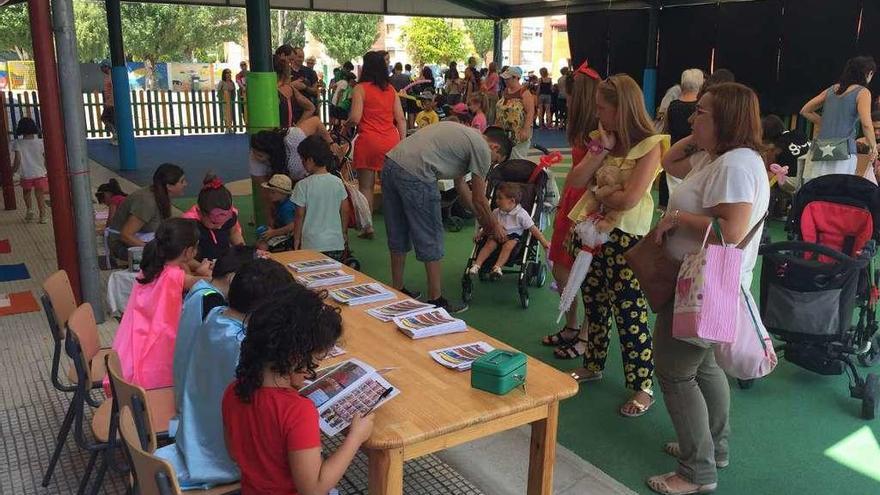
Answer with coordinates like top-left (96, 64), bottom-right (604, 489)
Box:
top-left (361, 387), bottom-right (394, 416)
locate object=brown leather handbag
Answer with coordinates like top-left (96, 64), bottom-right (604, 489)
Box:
top-left (623, 228), bottom-right (681, 313)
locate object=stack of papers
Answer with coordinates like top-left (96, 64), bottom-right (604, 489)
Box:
top-left (295, 269), bottom-right (355, 288)
top-left (366, 299), bottom-right (435, 322)
top-left (429, 342), bottom-right (495, 371)
top-left (393, 308), bottom-right (467, 339)
top-left (288, 258), bottom-right (343, 273)
top-left (330, 283), bottom-right (397, 306)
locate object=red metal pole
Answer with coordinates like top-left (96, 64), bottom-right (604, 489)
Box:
top-left (0, 93), bottom-right (15, 210)
top-left (27, 0), bottom-right (82, 300)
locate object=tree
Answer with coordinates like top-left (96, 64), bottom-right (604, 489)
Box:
top-left (272, 10), bottom-right (309, 49)
top-left (306, 13), bottom-right (380, 65)
top-left (0, 4), bottom-right (32, 60)
top-left (73, 0), bottom-right (109, 62)
top-left (400, 18), bottom-right (468, 67)
top-left (464, 19), bottom-right (509, 63)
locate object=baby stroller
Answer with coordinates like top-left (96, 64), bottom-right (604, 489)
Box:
top-left (758, 174), bottom-right (880, 419)
top-left (461, 156), bottom-right (551, 309)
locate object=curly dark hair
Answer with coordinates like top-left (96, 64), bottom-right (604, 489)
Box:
top-left (227, 258), bottom-right (293, 314)
top-left (250, 129), bottom-right (289, 176)
top-left (234, 284), bottom-right (343, 402)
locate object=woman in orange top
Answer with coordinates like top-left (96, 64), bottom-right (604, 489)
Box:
top-left (347, 50), bottom-right (406, 238)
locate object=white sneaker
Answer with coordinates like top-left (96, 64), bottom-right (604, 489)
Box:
top-left (467, 264), bottom-right (481, 276)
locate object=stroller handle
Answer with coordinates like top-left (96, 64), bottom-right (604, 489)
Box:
top-left (759, 241), bottom-right (870, 267)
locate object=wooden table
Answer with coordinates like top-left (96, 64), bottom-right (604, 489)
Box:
top-left (272, 251), bottom-right (578, 495)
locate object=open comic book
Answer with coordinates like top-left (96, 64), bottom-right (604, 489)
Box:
top-left (393, 307), bottom-right (467, 339)
top-left (329, 283), bottom-right (396, 306)
top-left (429, 342), bottom-right (495, 371)
top-left (299, 359), bottom-right (399, 436)
top-left (287, 258), bottom-right (343, 273)
top-left (366, 299), bottom-right (435, 322)
top-left (294, 269), bottom-right (355, 289)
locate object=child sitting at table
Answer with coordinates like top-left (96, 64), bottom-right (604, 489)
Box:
top-left (180, 173), bottom-right (245, 261)
top-left (173, 244), bottom-right (257, 406)
top-left (292, 135), bottom-right (349, 260)
top-left (95, 179), bottom-right (128, 232)
top-left (110, 218), bottom-right (211, 390)
top-left (222, 283), bottom-right (373, 495)
top-left (258, 174), bottom-right (297, 252)
top-left (467, 182), bottom-right (550, 280)
top-left (160, 258), bottom-right (294, 488)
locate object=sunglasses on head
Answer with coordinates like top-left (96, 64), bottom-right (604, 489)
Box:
top-left (576, 60), bottom-right (600, 80)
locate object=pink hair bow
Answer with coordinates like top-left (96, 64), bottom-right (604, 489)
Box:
top-left (529, 151), bottom-right (563, 183)
top-left (769, 163), bottom-right (788, 185)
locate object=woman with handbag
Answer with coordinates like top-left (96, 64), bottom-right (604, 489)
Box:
top-left (647, 82), bottom-right (770, 495)
top-left (561, 74), bottom-right (667, 418)
top-left (800, 56), bottom-right (877, 182)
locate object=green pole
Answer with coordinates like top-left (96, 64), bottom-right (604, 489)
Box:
top-left (245, 0), bottom-right (278, 227)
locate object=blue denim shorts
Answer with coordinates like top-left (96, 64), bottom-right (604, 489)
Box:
top-left (381, 158), bottom-right (444, 262)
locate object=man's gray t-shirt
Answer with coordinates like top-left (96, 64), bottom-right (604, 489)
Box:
top-left (386, 122), bottom-right (492, 183)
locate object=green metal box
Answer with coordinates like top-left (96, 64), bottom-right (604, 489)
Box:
top-left (470, 349), bottom-right (527, 395)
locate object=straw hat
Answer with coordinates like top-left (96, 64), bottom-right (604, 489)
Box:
top-left (261, 174), bottom-right (293, 195)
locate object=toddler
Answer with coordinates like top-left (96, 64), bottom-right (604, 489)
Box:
top-left (95, 178), bottom-right (127, 229)
top-left (258, 174), bottom-right (297, 251)
top-left (11, 117), bottom-right (48, 223)
top-left (415, 96), bottom-right (439, 128)
top-left (468, 95), bottom-right (488, 132)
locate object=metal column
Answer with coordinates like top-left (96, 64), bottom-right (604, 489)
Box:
top-left (26, 0), bottom-right (82, 300)
top-left (53, 0), bottom-right (105, 321)
top-left (492, 19), bottom-right (504, 67)
top-left (105, 0), bottom-right (137, 170)
top-left (643, 3), bottom-right (660, 117)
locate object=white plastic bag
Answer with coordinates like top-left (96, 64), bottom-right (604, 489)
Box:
top-left (714, 286), bottom-right (778, 380)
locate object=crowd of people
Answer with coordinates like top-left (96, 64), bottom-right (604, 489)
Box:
top-left (19, 44), bottom-right (874, 495)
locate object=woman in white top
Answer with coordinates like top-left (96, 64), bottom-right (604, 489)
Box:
top-left (649, 82), bottom-right (769, 495)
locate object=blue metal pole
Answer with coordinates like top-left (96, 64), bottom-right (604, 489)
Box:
top-left (643, 3), bottom-right (660, 118)
top-left (105, 0), bottom-right (136, 170)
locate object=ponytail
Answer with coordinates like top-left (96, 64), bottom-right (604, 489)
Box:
top-left (151, 163), bottom-right (185, 219)
top-left (197, 172), bottom-right (233, 212)
top-left (137, 218), bottom-right (199, 284)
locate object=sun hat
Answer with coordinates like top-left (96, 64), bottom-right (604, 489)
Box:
top-left (261, 174), bottom-right (293, 195)
top-left (500, 66), bottom-right (522, 80)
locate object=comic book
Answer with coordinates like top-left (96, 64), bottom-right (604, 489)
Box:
top-left (294, 269), bottom-right (354, 289)
top-left (366, 299), bottom-right (436, 322)
top-left (329, 283), bottom-right (396, 306)
top-left (287, 258), bottom-right (343, 273)
top-left (392, 307), bottom-right (467, 339)
top-left (429, 341), bottom-right (495, 371)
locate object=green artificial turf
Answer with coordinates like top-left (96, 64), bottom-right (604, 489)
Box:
top-left (174, 189), bottom-right (880, 495)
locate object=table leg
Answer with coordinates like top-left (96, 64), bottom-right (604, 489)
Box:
top-left (527, 401), bottom-right (559, 495)
top-left (368, 447), bottom-right (404, 495)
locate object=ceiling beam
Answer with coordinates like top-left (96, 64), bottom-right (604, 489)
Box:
top-left (501, 0), bottom-right (653, 19)
top-left (440, 0), bottom-right (503, 19)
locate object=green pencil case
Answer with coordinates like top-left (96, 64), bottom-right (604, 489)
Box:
top-left (470, 349), bottom-right (527, 395)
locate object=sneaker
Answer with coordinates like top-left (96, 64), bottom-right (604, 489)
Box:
top-left (400, 287), bottom-right (421, 300)
top-left (428, 296), bottom-right (468, 314)
top-left (489, 266), bottom-right (503, 281)
top-left (24, 210), bottom-right (35, 223)
top-left (467, 264), bottom-right (481, 276)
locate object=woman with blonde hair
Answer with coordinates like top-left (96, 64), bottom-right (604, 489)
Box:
top-left (561, 74), bottom-right (668, 418)
top-left (649, 82), bottom-right (769, 495)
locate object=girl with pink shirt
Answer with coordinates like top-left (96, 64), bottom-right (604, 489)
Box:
top-left (110, 218), bottom-right (210, 390)
top-left (468, 94), bottom-right (489, 133)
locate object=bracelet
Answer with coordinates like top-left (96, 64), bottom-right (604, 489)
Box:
top-left (671, 209), bottom-right (680, 226)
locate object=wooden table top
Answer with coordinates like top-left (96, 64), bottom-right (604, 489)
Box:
top-left (272, 250), bottom-right (578, 450)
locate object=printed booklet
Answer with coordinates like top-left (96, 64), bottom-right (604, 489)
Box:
top-left (393, 307), bottom-right (467, 339)
top-left (429, 341), bottom-right (495, 371)
top-left (287, 258), bottom-right (343, 273)
top-left (294, 269), bottom-right (354, 289)
top-left (329, 283), bottom-right (397, 306)
top-left (300, 359), bottom-right (399, 436)
top-left (366, 298), bottom-right (436, 322)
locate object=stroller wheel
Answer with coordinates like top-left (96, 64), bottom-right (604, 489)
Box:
top-left (737, 379), bottom-right (755, 390)
top-left (862, 373), bottom-right (879, 420)
top-left (344, 257), bottom-right (361, 271)
top-left (462, 274), bottom-right (473, 303)
top-left (520, 291), bottom-right (529, 309)
top-left (445, 216), bottom-right (464, 232)
top-left (858, 334), bottom-right (880, 367)
top-left (536, 262), bottom-right (547, 288)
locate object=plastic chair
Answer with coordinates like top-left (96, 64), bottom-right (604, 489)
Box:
top-left (119, 406), bottom-right (241, 495)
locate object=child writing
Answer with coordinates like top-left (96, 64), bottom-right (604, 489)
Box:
top-left (180, 173), bottom-right (245, 261)
top-left (415, 95), bottom-right (439, 128)
top-left (110, 218), bottom-right (211, 390)
top-left (468, 94), bottom-right (488, 133)
top-left (258, 174), bottom-right (297, 251)
top-left (292, 135), bottom-right (349, 261)
top-left (11, 117), bottom-right (48, 223)
top-left (467, 182), bottom-right (550, 280)
top-left (222, 284), bottom-right (374, 495)
top-left (95, 179), bottom-right (128, 231)
top-left (163, 258), bottom-right (295, 488)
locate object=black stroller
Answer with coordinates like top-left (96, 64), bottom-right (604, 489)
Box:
top-left (758, 174), bottom-right (880, 419)
top-left (461, 158), bottom-right (551, 308)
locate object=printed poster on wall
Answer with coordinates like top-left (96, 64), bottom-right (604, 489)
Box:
top-left (168, 63), bottom-right (214, 91)
top-left (0, 62), bottom-right (7, 91)
top-left (7, 61), bottom-right (36, 90)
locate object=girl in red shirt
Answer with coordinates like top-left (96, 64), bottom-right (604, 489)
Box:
top-left (222, 285), bottom-right (374, 495)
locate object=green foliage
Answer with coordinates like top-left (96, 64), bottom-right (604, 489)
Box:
top-left (272, 10), bottom-right (309, 49)
top-left (306, 12), bottom-right (380, 65)
top-left (0, 4), bottom-right (32, 59)
top-left (73, 0), bottom-right (109, 62)
top-left (400, 18), bottom-right (468, 66)
top-left (463, 19), bottom-right (509, 63)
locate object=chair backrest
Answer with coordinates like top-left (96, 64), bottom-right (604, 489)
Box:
top-left (119, 406), bottom-right (182, 495)
top-left (106, 351), bottom-right (157, 452)
top-left (66, 303), bottom-right (102, 372)
top-left (42, 270), bottom-right (77, 341)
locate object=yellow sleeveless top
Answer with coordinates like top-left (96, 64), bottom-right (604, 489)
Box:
top-left (568, 132), bottom-right (670, 236)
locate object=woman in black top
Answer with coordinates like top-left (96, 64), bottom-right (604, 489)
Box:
top-left (537, 67), bottom-right (553, 129)
top-left (659, 68), bottom-right (704, 207)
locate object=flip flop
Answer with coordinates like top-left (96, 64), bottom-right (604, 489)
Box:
top-left (569, 368), bottom-right (603, 383)
top-left (646, 472), bottom-right (717, 495)
top-left (620, 391), bottom-right (654, 418)
top-left (663, 442), bottom-right (729, 469)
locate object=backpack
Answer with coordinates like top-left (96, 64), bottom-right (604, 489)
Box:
top-left (337, 84), bottom-right (354, 111)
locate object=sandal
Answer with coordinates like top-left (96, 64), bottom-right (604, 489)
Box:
top-left (541, 326), bottom-right (579, 346)
top-left (663, 442), bottom-right (729, 469)
top-left (553, 338), bottom-right (587, 359)
top-left (569, 368), bottom-right (603, 383)
top-left (620, 390), bottom-right (654, 418)
top-left (646, 472), bottom-right (717, 495)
